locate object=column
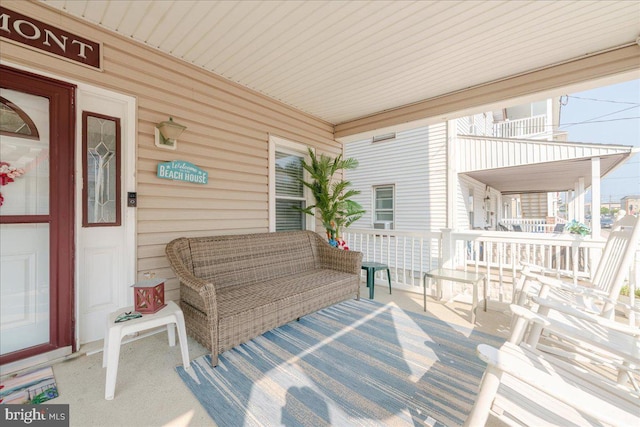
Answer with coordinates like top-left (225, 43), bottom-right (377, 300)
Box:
top-left (591, 157), bottom-right (601, 238)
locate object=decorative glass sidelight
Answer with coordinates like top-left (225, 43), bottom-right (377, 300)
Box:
top-left (83, 112), bottom-right (121, 226)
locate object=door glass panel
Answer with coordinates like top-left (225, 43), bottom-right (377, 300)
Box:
top-left (0, 223), bottom-right (50, 355)
top-left (0, 96), bottom-right (40, 139)
top-left (0, 88), bottom-right (51, 357)
top-left (84, 113), bottom-right (120, 225)
top-left (0, 89), bottom-right (50, 215)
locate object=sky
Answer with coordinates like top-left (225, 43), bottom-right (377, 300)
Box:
top-left (557, 79), bottom-right (640, 203)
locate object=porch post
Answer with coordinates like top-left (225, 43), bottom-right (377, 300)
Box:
top-left (575, 178), bottom-right (585, 223)
top-left (446, 120), bottom-right (457, 229)
top-left (441, 228), bottom-right (454, 268)
top-left (567, 190), bottom-right (575, 220)
top-left (591, 157), bottom-right (601, 238)
top-left (441, 228), bottom-right (455, 300)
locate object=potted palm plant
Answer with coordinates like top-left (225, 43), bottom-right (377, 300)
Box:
top-left (296, 149), bottom-right (365, 248)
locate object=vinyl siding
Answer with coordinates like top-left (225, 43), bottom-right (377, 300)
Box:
top-left (455, 113), bottom-right (494, 137)
top-left (344, 124), bottom-right (447, 232)
top-left (1, 1), bottom-right (340, 301)
top-left (459, 176), bottom-right (487, 229)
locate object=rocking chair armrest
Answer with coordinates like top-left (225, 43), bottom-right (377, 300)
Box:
top-left (535, 275), bottom-right (584, 294)
top-left (596, 295), bottom-right (620, 308)
top-left (532, 296), bottom-right (640, 337)
top-left (520, 262), bottom-right (576, 280)
top-left (577, 287), bottom-right (608, 299)
top-left (520, 262), bottom-right (558, 278)
top-left (513, 270), bottom-right (578, 305)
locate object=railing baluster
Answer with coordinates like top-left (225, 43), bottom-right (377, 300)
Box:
top-left (343, 228), bottom-right (614, 307)
top-left (419, 237), bottom-right (424, 290)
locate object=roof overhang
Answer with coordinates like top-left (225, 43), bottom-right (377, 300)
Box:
top-left (34, 0), bottom-right (640, 136)
top-left (462, 152), bottom-right (636, 195)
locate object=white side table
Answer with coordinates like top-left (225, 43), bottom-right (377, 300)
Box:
top-left (102, 300), bottom-right (191, 400)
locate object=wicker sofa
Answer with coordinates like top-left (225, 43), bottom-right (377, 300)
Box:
top-left (165, 230), bottom-right (362, 366)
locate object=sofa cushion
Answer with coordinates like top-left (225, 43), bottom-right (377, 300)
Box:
top-left (189, 232), bottom-right (317, 288)
top-left (216, 268), bottom-right (355, 318)
top-left (216, 268), bottom-right (358, 352)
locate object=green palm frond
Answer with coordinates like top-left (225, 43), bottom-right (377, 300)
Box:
top-left (295, 148), bottom-right (366, 240)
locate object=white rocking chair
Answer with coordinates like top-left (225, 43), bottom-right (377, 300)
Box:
top-left (465, 341), bottom-right (640, 426)
top-left (513, 213), bottom-right (640, 320)
top-left (466, 304), bottom-right (640, 426)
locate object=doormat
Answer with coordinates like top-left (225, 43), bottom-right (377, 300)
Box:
top-left (0, 366), bottom-right (59, 404)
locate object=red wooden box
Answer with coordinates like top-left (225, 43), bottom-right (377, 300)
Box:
top-left (131, 278), bottom-right (166, 314)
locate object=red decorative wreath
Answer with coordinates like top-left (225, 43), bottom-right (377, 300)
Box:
top-left (0, 162), bottom-right (25, 207)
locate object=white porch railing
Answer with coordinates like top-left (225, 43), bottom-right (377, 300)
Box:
top-left (448, 230), bottom-right (605, 303)
top-left (499, 218), bottom-right (567, 233)
top-left (344, 228), bottom-right (621, 305)
top-left (344, 229), bottom-right (441, 292)
top-left (493, 115), bottom-right (547, 138)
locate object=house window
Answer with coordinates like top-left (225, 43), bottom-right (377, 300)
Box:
top-left (373, 185), bottom-right (394, 229)
top-left (269, 135), bottom-right (311, 232)
top-left (275, 150), bottom-right (306, 231)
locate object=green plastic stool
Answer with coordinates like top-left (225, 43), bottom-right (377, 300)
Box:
top-left (361, 262), bottom-right (392, 299)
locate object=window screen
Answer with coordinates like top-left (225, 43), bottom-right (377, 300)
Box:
top-left (275, 151), bottom-right (306, 231)
top-left (374, 186), bottom-right (394, 223)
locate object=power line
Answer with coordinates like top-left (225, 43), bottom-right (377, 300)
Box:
top-left (601, 176), bottom-right (640, 180)
top-left (559, 116), bottom-right (640, 126)
top-left (560, 104), bottom-right (640, 129)
top-left (489, 116), bottom-right (639, 133)
top-left (566, 95), bottom-right (640, 106)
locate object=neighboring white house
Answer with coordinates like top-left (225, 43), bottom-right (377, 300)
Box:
top-left (345, 98), bottom-right (636, 237)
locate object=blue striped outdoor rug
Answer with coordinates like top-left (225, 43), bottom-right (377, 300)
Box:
top-left (176, 299), bottom-right (504, 426)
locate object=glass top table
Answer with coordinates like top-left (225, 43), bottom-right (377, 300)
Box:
top-left (423, 268), bottom-right (488, 324)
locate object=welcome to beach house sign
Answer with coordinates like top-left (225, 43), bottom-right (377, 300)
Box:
top-left (157, 160), bottom-right (208, 185)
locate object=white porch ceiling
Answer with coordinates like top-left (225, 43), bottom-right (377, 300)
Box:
top-left (42, 0), bottom-right (640, 125)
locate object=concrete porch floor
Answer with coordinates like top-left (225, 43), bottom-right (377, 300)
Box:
top-left (18, 283), bottom-right (513, 426)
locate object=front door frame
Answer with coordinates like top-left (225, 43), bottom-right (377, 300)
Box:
top-left (0, 65), bottom-right (76, 365)
top-left (75, 85), bottom-right (137, 345)
top-left (1, 61), bottom-right (137, 368)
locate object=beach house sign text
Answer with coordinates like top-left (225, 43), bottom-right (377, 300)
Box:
top-left (157, 160), bottom-right (208, 185)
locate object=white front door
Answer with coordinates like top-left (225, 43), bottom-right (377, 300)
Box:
top-left (76, 87), bottom-right (136, 344)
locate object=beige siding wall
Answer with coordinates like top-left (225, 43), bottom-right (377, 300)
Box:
top-left (1, 1), bottom-right (340, 301)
